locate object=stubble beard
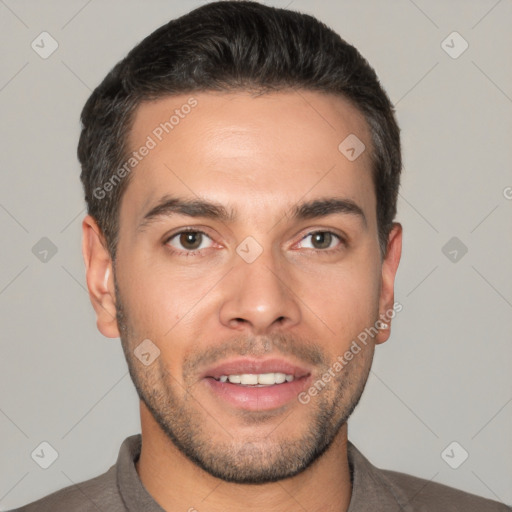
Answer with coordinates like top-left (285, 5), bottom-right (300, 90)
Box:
top-left (114, 279), bottom-right (374, 484)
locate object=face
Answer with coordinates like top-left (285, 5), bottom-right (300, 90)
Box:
top-left (89, 90), bottom-right (401, 484)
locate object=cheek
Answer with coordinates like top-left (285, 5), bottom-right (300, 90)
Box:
top-left (299, 256), bottom-right (381, 336)
top-left (120, 257), bottom-right (219, 345)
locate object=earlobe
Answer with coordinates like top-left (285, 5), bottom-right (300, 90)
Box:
top-left (82, 215), bottom-right (120, 339)
top-left (376, 222), bottom-right (403, 345)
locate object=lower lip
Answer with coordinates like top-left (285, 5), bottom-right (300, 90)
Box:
top-left (203, 376), bottom-right (311, 411)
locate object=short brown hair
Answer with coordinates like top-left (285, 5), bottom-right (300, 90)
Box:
top-left (78, 0), bottom-right (401, 261)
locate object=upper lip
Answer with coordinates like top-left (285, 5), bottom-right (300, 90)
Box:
top-left (201, 358), bottom-right (312, 380)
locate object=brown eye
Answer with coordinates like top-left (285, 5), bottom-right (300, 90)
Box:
top-left (296, 231), bottom-right (343, 251)
top-left (166, 230), bottom-right (213, 252)
top-left (311, 232), bottom-right (333, 249)
top-left (179, 232), bottom-right (202, 250)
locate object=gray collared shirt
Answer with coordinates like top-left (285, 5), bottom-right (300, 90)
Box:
top-left (10, 434), bottom-right (511, 511)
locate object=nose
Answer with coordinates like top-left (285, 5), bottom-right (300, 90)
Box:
top-left (218, 247), bottom-right (301, 334)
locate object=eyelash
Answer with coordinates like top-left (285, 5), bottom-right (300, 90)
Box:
top-left (163, 228), bottom-right (346, 257)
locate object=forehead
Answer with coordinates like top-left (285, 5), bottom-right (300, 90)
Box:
top-left (120, 90), bottom-right (376, 230)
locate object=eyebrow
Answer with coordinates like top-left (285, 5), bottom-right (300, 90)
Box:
top-left (137, 195), bottom-right (367, 231)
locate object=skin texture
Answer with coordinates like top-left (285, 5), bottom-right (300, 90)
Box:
top-left (82, 90), bottom-right (402, 512)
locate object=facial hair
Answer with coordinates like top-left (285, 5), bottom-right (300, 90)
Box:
top-left (114, 277), bottom-right (375, 484)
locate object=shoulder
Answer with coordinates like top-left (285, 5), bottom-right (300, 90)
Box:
top-left (8, 464), bottom-right (125, 512)
top-left (380, 467), bottom-right (512, 511)
top-left (347, 441), bottom-right (511, 512)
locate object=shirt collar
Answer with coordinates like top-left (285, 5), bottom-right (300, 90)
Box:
top-left (116, 434), bottom-right (165, 511)
top-left (346, 440), bottom-right (414, 511)
top-left (116, 434), bottom-right (411, 511)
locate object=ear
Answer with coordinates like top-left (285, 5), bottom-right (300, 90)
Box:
top-left (375, 222), bottom-right (402, 344)
top-left (81, 215), bottom-right (120, 338)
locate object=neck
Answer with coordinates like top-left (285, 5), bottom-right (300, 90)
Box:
top-left (135, 402), bottom-right (353, 512)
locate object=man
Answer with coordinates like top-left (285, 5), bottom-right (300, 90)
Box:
top-left (11, 1), bottom-right (510, 511)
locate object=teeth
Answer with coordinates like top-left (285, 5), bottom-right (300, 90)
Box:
top-left (240, 374), bottom-right (258, 385)
top-left (220, 372), bottom-right (294, 385)
top-left (258, 373), bottom-right (277, 385)
top-left (274, 373), bottom-right (286, 384)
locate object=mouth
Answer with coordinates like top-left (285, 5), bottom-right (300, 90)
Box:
top-left (200, 358), bottom-right (312, 411)
top-left (213, 372), bottom-right (296, 386)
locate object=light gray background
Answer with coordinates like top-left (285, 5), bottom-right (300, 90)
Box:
top-left (1, 0), bottom-right (511, 509)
